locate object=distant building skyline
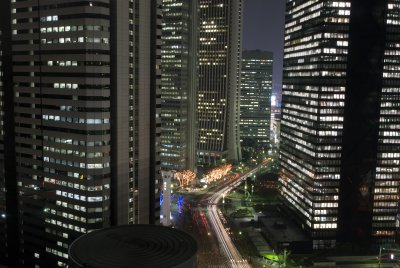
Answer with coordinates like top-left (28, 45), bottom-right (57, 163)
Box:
top-left (243, 0), bottom-right (285, 99)
top-left (240, 50), bottom-right (273, 150)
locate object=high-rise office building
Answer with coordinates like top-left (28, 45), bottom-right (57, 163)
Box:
top-left (1, 0), bottom-right (161, 266)
top-left (196, 0), bottom-right (242, 165)
top-left (279, 0), bottom-right (400, 250)
top-left (373, 0), bottom-right (400, 248)
top-left (240, 50), bottom-right (273, 150)
top-left (160, 0), bottom-right (198, 171)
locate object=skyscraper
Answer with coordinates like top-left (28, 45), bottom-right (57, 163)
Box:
top-left (371, 0), bottom-right (400, 248)
top-left (160, 0), bottom-right (198, 171)
top-left (1, 0), bottom-right (161, 266)
top-left (196, 0), bottom-right (242, 165)
top-left (279, 0), bottom-right (400, 250)
top-left (240, 50), bottom-right (273, 151)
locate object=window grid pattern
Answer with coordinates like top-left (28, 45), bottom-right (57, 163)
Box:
top-left (12, 1), bottom-right (112, 266)
top-left (240, 50), bottom-right (273, 148)
top-left (196, 0), bottom-right (242, 164)
top-left (372, 0), bottom-right (400, 246)
top-left (279, 0), bottom-right (351, 250)
top-left (160, 0), bottom-right (194, 171)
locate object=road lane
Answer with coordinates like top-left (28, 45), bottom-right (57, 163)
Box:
top-left (206, 166), bottom-right (261, 268)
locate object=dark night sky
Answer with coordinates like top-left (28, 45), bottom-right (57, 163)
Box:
top-left (243, 0), bottom-right (285, 97)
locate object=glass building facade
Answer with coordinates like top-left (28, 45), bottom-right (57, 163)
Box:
top-left (373, 0), bottom-right (400, 246)
top-left (160, 0), bottom-right (197, 171)
top-left (280, 0), bottom-right (400, 250)
top-left (240, 50), bottom-right (273, 150)
top-left (196, 0), bottom-right (242, 165)
top-left (6, 0), bottom-right (161, 266)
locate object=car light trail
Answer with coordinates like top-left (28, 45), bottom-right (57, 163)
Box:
top-left (206, 166), bottom-right (262, 268)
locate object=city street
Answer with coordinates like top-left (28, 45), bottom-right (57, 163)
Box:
top-left (170, 164), bottom-right (265, 267)
top-left (206, 166), bottom-right (262, 268)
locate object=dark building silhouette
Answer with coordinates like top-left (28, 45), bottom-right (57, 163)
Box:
top-left (0, 0), bottom-right (17, 263)
top-left (280, 0), bottom-right (400, 250)
top-left (0, 0), bottom-right (162, 266)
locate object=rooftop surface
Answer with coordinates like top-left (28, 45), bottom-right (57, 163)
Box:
top-left (69, 224), bottom-right (198, 268)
